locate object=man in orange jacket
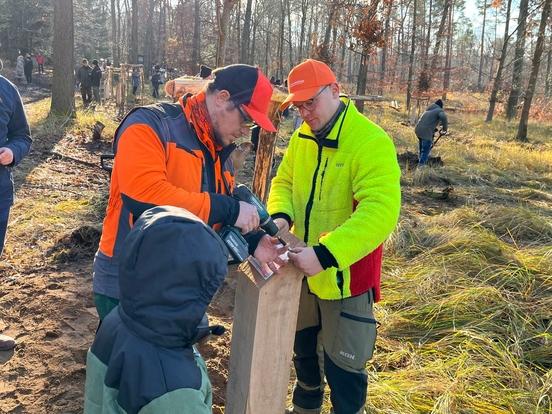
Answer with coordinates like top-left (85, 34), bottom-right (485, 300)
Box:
top-left (93, 64), bottom-right (284, 320)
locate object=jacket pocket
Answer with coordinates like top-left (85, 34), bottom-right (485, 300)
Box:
top-left (328, 293), bottom-right (377, 371)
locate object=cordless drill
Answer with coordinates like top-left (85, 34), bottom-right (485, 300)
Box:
top-left (219, 184), bottom-right (280, 263)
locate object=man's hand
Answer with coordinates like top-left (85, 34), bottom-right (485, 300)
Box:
top-left (253, 235), bottom-right (288, 274)
top-left (273, 217), bottom-right (290, 234)
top-left (235, 201), bottom-right (260, 234)
top-left (288, 247), bottom-right (323, 276)
top-left (0, 148), bottom-right (14, 166)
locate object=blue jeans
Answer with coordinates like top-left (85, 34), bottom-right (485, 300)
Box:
top-left (0, 206), bottom-right (10, 258)
top-left (418, 137), bottom-right (433, 166)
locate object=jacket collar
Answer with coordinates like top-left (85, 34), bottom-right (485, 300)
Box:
top-left (297, 97), bottom-right (353, 149)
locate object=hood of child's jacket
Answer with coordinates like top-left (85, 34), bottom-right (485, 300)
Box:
top-left (118, 205), bottom-right (228, 348)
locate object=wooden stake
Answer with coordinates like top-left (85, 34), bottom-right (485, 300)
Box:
top-left (225, 233), bottom-right (304, 414)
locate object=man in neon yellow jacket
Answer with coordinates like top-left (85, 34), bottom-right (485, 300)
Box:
top-left (268, 59), bottom-right (401, 414)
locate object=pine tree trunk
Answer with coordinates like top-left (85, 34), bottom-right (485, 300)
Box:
top-left (192, 0), bottom-right (201, 71)
top-left (236, 0), bottom-right (241, 64)
top-left (298, 0), bottom-right (307, 62)
top-left (545, 46), bottom-right (552, 97)
top-left (478, 0), bottom-right (488, 91)
top-left (250, 3), bottom-right (258, 64)
top-left (306, 2), bottom-right (316, 58)
top-left (159, 0), bottom-right (167, 64)
top-left (379, 0), bottom-right (393, 96)
top-left (516, 0), bottom-right (552, 141)
top-left (418, 0), bottom-right (451, 91)
top-left (111, 0), bottom-right (118, 66)
top-left (264, 16), bottom-right (272, 75)
top-left (356, 50), bottom-right (368, 112)
top-left (113, 0), bottom-right (122, 67)
top-left (486, 0), bottom-right (512, 122)
top-left (277, 0), bottom-right (285, 79)
top-left (319, 0), bottom-right (337, 63)
top-left (488, 6), bottom-right (498, 84)
top-left (505, 0), bottom-right (529, 119)
top-left (339, 32), bottom-right (347, 80)
top-left (286, 0), bottom-right (293, 69)
top-left (406, 0), bottom-right (417, 111)
top-left (129, 0), bottom-right (138, 63)
top-left (51, 0), bottom-right (74, 116)
top-left (442, 2), bottom-right (453, 100)
top-left (241, 0), bottom-right (253, 64)
top-left (144, 0), bottom-right (155, 72)
top-left (424, 0), bottom-right (433, 60)
top-left (216, 0), bottom-right (237, 67)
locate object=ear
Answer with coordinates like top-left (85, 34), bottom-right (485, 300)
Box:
top-left (215, 89), bottom-right (231, 106)
top-left (330, 83), bottom-right (340, 98)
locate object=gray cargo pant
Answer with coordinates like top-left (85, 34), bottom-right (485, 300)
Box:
top-left (291, 279), bottom-right (377, 414)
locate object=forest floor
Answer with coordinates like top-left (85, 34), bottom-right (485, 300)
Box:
top-left (0, 92), bottom-right (551, 413)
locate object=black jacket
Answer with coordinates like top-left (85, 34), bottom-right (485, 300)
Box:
top-left (78, 65), bottom-right (92, 88)
top-left (91, 65), bottom-right (102, 87)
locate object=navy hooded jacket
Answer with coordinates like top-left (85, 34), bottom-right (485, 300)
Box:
top-left (0, 75), bottom-right (32, 209)
top-left (84, 206), bottom-right (229, 414)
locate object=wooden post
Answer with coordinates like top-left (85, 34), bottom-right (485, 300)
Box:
top-left (251, 88), bottom-right (287, 203)
top-left (225, 232), bottom-right (304, 414)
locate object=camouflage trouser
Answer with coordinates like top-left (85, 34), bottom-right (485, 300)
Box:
top-left (291, 279), bottom-right (377, 414)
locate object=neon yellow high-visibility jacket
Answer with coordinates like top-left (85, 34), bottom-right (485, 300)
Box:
top-left (268, 98), bottom-right (401, 300)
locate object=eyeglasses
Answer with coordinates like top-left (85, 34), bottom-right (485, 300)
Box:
top-left (236, 105), bottom-right (257, 129)
top-left (292, 85), bottom-right (329, 112)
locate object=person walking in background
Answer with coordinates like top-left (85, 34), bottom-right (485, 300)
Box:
top-left (14, 52), bottom-right (25, 85)
top-left (414, 99), bottom-right (448, 166)
top-left (90, 59), bottom-right (102, 105)
top-left (77, 59), bottom-right (93, 108)
top-left (23, 54), bottom-right (33, 85)
top-left (150, 65), bottom-right (162, 99)
top-left (35, 52), bottom-right (45, 74)
top-left (131, 68), bottom-right (140, 95)
top-left (0, 74), bottom-right (32, 351)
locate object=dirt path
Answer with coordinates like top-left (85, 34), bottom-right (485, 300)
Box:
top-left (0, 96), bottom-right (111, 413)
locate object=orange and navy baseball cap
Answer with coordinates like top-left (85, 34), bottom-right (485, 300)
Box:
top-left (211, 64), bottom-right (277, 132)
top-left (280, 59), bottom-right (337, 110)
